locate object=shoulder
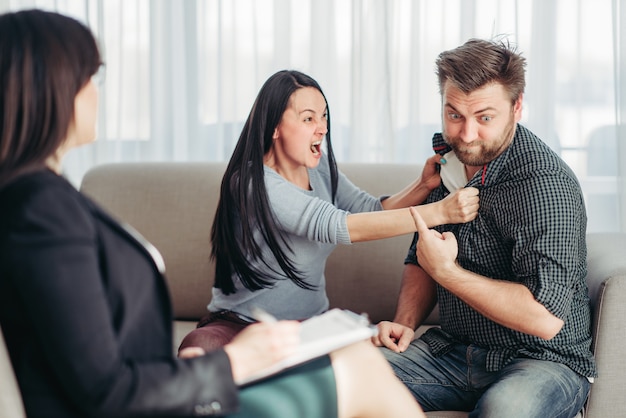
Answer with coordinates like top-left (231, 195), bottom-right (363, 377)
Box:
top-left (508, 125), bottom-right (580, 187)
top-left (263, 165), bottom-right (293, 193)
top-left (498, 127), bottom-right (585, 225)
top-left (308, 154), bottom-right (335, 195)
top-left (510, 126), bottom-right (566, 169)
top-left (262, 166), bottom-right (311, 212)
top-left (0, 170), bottom-right (96, 239)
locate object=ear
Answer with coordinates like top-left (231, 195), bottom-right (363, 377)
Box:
top-left (272, 126), bottom-right (279, 140)
top-left (513, 93), bottom-right (523, 122)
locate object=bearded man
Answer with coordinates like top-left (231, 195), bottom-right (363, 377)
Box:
top-left (374, 38), bottom-right (596, 418)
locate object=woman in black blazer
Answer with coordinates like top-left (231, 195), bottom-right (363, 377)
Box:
top-left (0, 9), bottom-right (425, 418)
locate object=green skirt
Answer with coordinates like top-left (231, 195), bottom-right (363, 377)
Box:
top-left (227, 355), bottom-right (338, 418)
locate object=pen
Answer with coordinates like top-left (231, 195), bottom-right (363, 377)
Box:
top-left (251, 307), bottom-right (278, 324)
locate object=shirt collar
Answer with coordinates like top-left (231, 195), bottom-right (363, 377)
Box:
top-left (431, 124), bottom-right (521, 188)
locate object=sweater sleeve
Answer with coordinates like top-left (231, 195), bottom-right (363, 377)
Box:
top-left (333, 168), bottom-right (385, 213)
top-left (264, 165), bottom-right (355, 245)
top-left (314, 156), bottom-right (384, 213)
top-left (263, 157), bottom-right (384, 245)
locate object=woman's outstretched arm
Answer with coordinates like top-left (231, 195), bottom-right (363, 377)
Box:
top-left (344, 153), bottom-right (478, 243)
top-left (346, 186), bottom-right (479, 242)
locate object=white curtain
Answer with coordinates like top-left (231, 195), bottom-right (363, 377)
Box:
top-left (615, 0), bottom-right (626, 230)
top-left (1, 0), bottom-right (623, 233)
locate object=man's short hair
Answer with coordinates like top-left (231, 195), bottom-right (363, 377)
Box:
top-left (436, 38), bottom-right (526, 104)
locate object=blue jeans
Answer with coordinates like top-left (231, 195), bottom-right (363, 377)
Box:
top-left (382, 339), bottom-right (590, 418)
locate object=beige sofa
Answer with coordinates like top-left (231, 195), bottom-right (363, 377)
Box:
top-left (2, 161), bottom-right (625, 418)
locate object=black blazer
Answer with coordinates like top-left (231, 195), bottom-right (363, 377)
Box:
top-left (0, 170), bottom-right (238, 417)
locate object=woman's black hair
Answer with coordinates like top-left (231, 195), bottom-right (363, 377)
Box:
top-left (0, 9), bottom-right (102, 186)
top-left (211, 70), bottom-right (338, 294)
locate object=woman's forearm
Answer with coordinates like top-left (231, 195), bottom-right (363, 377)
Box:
top-left (346, 192), bottom-right (479, 243)
top-left (345, 205), bottom-right (443, 242)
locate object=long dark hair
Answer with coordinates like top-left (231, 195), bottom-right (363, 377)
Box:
top-left (0, 9), bottom-right (102, 186)
top-left (211, 70), bottom-right (339, 295)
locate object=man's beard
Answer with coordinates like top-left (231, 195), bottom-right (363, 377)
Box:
top-left (444, 118), bottom-right (517, 167)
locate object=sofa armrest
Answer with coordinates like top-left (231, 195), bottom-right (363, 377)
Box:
top-left (584, 233), bottom-right (626, 417)
top-left (0, 325), bottom-right (26, 418)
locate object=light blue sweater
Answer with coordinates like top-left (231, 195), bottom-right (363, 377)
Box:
top-left (208, 155), bottom-right (384, 320)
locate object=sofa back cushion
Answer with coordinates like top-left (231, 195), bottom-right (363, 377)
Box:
top-left (81, 163), bottom-right (223, 320)
top-left (325, 163), bottom-right (433, 323)
top-left (80, 162), bottom-right (438, 324)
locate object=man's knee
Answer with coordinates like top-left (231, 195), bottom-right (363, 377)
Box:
top-left (473, 360), bottom-right (589, 418)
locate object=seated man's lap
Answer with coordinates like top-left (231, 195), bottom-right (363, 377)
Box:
top-left (475, 357), bottom-right (590, 418)
top-left (381, 339), bottom-right (481, 411)
top-left (381, 339), bottom-right (589, 417)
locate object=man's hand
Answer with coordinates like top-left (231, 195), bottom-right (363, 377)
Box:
top-left (372, 321), bottom-right (415, 353)
top-left (411, 206), bottom-right (459, 280)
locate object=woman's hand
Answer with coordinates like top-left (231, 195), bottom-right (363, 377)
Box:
top-left (223, 320), bottom-right (300, 385)
top-left (380, 154), bottom-right (445, 210)
top-left (420, 154), bottom-right (446, 193)
top-left (437, 186), bottom-right (479, 224)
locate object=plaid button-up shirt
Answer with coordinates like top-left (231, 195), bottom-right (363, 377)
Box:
top-left (406, 124), bottom-right (597, 378)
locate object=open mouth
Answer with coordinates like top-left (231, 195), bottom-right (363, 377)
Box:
top-left (310, 141), bottom-right (322, 155)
